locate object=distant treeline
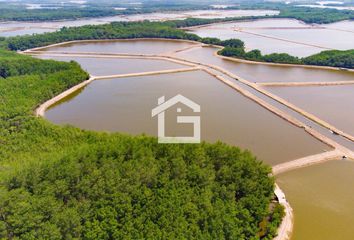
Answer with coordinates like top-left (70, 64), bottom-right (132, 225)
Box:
top-left (234, 2), bottom-right (354, 24)
top-left (2, 21), bottom-right (353, 69)
top-left (277, 6), bottom-right (354, 24)
top-left (0, 1), bottom-right (211, 22)
top-left (0, 1), bottom-right (353, 23)
top-left (3, 22), bottom-right (200, 51)
top-left (0, 50), bottom-right (282, 239)
top-left (0, 6), bottom-right (201, 22)
top-left (0, 8), bottom-right (119, 22)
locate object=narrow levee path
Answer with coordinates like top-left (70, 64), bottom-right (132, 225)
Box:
top-left (92, 67), bottom-right (199, 80)
top-left (233, 28), bottom-right (334, 50)
top-left (35, 77), bottom-right (95, 117)
top-left (272, 150), bottom-right (343, 175)
top-left (257, 81), bottom-right (354, 87)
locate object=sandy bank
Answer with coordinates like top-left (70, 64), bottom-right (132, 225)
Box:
top-left (257, 81), bottom-right (354, 87)
top-left (274, 184), bottom-right (293, 240)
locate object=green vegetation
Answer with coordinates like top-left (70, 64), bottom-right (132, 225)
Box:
top-left (0, 1), bottom-right (212, 22)
top-left (5, 22), bottom-right (200, 51)
top-left (0, 8), bottom-right (119, 22)
top-left (220, 39), bottom-right (245, 49)
top-left (220, 47), bottom-right (302, 64)
top-left (258, 203), bottom-right (285, 239)
top-left (0, 51), bottom-right (282, 239)
top-left (168, 15), bottom-right (273, 28)
top-left (0, 51), bottom-right (78, 78)
top-left (277, 6), bottom-right (354, 24)
top-left (219, 46), bottom-right (354, 68)
top-left (303, 49), bottom-right (354, 68)
top-left (235, 2), bottom-right (354, 24)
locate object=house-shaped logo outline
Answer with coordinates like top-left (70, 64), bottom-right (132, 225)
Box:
top-left (151, 94), bottom-right (201, 143)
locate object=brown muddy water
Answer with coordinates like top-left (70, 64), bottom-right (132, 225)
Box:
top-left (45, 70), bottom-right (329, 166)
top-left (266, 85), bottom-right (354, 137)
top-left (36, 39), bottom-right (198, 55)
top-left (325, 20), bottom-right (354, 32)
top-left (36, 55), bottom-right (187, 76)
top-left (277, 160), bottom-right (354, 240)
top-left (188, 19), bottom-right (354, 57)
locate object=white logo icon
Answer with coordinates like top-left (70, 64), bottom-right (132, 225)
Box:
top-left (152, 94), bottom-right (201, 144)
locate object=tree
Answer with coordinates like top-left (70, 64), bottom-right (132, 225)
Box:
top-left (221, 39), bottom-right (245, 48)
top-left (219, 47), bottom-right (245, 57)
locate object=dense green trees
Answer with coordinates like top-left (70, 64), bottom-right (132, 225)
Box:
top-left (262, 53), bottom-right (302, 64)
top-left (5, 22), bottom-right (200, 51)
top-left (219, 47), bottom-right (302, 65)
top-left (0, 52), bottom-right (282, 239)
top-left (219, 47), bottom-right (246, 57)
top-left (243, 49), bottom-right (262, 61)
top-left (235, 2), bottom-right (354, 24)
top-left (221, 39), bottom-right (245, 48)
top-left (303, 49), bottom-right (354, 69)
top-left (200, 38), bottom-right (245, 48)
top-left (0, 8), bottom-right (119, 21)
top-left (277, 6), bottom-right (354, 24)
top-left (0, 50), bottom-right (82, 78)
top-left (200, 37), bottom-right (222, 45)
top-left (168, 16), bottom-right (270, 28)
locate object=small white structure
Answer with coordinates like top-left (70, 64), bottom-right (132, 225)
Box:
top-left (151, 94), bottom-right (201, 144)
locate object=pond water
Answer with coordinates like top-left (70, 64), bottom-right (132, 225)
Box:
top-left (325, 20), bottom-right (354, 31)
top-left (174, 46), bottom-right (354, 83)
top-left (277, 160), bottom-right (354, 240)
top-left (45, 70), bottom-right (329, 166)
top-left (36, 39), bottom-right (198, 55)
top-left (188, 19), bottom-right (354, 57)
top-left (267, 85), bottom-right (354, 137)
top-left (0, 27), bottom-right (52, 37)
top-left (36, 55), bottom-right (187, 76)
